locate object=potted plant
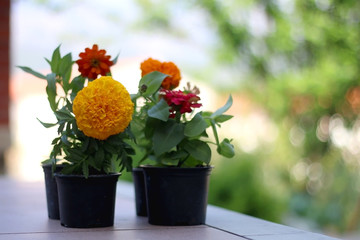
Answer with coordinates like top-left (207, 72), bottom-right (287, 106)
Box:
top-left (130, 58), bottom-right (184, 217)
top-left (41, 162), bottom-right (64, 219)
top-left (18, 44), bottom-right (134, 228)
top-left (131, 58), bottom-right (235, 225)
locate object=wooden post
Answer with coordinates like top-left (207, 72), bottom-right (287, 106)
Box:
top-left (0, 0), bottom-right (10, 174)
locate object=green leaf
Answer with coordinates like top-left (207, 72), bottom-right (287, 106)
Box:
top-left (168, 150), bottom-right (188, 160)
top-left (51, 137), bottom-right (60, 145)
top-left (37, 118), bottom-right (57, 128)
top-left (110, 153), bottom-right (120, 173)
top-left (80, 137), bottom-right (90, 152)
top-left (89, 138), bottom-right (99, 151)
top-left (214, 114), bottom-right (233, 123)
top-left (148, 98), bottom-right (170, 121)
top-left (55, 108), bottom-right (74, 122)
top-left (211, 95), bottom-right (233, 118)
top-left (50, 45), bottom-right (61, 73)
top-left (138, 71), bottom-right (168, 97)
top-left (217, 138), bottom-right (235, 158)
top-left (64, 148), bottom-right (85, 163)
top-left (160, 156), bottom-right (179, 166)
top-left (61, 164), bottom-right (79, 175)
top-left (103, 142), bottom-right (118, 154)
top-left (70, 75), bottom-right (85, 101)
top-left (112, 53), bottom-right (120, 65)
top-left (17, 66), bottom-right (46, 79)
top-left (152, 120), bottom-right (185, 156)
top-left (88, 156), bottom-right (100, 171)
top-left (46, 73), bottom-right (57, 112)
top-left (184, 112), bottom-right (208, 137)
top-left (130, 93), bottom-right (139, 101)
top-left (122, 153), bottom-right (133, 172)
top-left (183, 139), bottom-right (211, 164)
top-left (58, 53), bottom-right (73, 91)
top-left (95, 147), bottom-right (105, 164)
top-left (57, 122), bottom-right (65, 134)
top-left (61, 134), bottom-right (71, 146)
top-left (82, 161), bottom-right (89, 178)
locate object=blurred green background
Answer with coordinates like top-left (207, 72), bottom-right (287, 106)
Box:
top-left (12, 0), bottom-right (360, 238)
top-left (118, 0), bottom-right (360, 236)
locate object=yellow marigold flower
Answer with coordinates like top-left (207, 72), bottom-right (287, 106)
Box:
top-left (73, 76), bottom-right (134, 140)
top-left (140, 58), bottom-right (181, 90)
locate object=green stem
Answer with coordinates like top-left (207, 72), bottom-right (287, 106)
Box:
top-left (177, 153), bottom-right (190, 167)
top-left (175, 111), bottom-right (181, 123)
top-left (211, 121), bottom-right (220, 146)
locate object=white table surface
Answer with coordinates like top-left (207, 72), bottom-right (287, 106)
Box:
top-left (0, 177), bottom-right (340, 240)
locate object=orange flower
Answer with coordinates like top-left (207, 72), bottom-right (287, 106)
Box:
top-left (140, 58), bottom-right (181, 90)
top-left (76, 44), bottom-right (113, 79)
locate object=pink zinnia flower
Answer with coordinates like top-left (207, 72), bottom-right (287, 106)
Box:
top-left (160, 89), bottom-right (202, 118)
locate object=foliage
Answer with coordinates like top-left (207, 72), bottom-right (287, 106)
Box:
top-left (18, 45), bottom-right (134, 177)
top-left (197, 0), bottom-right (360, 233)
top-left (208, 152), bottom-right (288, 223)
top-left (131, 70), bottom-right (235, 167)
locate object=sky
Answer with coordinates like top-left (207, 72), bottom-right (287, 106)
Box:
top-left (11, 0), bottom-right (214, 76)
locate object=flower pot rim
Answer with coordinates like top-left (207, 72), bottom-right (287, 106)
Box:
top-left (41, 163), bottom-right (67, 167)
top-left (54, 172), bottom-right (121, 178)
top-left (139, 165), bottom-right (214, 170)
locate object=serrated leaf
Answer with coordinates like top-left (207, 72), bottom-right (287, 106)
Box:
top-left (37, 118), bottom-right (57, 128)
top-left (80, 137), bottom-right (90, 152)
top-left (88, 156), bottom-right (101, 171)
top-left (70, 75), bottom-right (85, 101)
top-left (61, 164), bottom-right (79, 175)
top-left (89, 138), bottom-right (99, 151)
top-left (103, 142), bottom-right (118, 154)
top-left (17, 66), bottom-right (46, 79)
top-left (211, 95), bottom-right (233, 118)
top-left (64, 148), bottom-right (85, 162)
top-left (152, 120), bottom-right (185, 156)
top-left (59, 53), bottom-right (73, 91)
top-left (57, 122), bottom-right (65, 134)
top-left (138, 71), bottom-right (168, 97)
top-left (61, 134), bottom-right (71, 146)
top-left (46, 73), bottom-right (57, 112)
top-left (183, 139), bottom-right (211, 164)
top-left (51, 137), bottom-right (60, 145)
top-left (148, 98), bottom-right (170, 121)
top-left (50, 45), bottom-right (61, 73)
top-left (184, 112), bottom-right (208, 137)
top-left (123, 155), bottom-right (133, 172)
top-left (95, 148), bottom-right (105, 163)
top-left (55, 108), bottom-right (73, 121)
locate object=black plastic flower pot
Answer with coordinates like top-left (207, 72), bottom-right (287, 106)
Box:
top-left (42, 164), bottom-right (65, 219)
top-left (132, 167), bottom-right (147, 216)
top-left (142, 166), bottom-right (212, 226)
top-left (55, 173), bottom-right (120, 228)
